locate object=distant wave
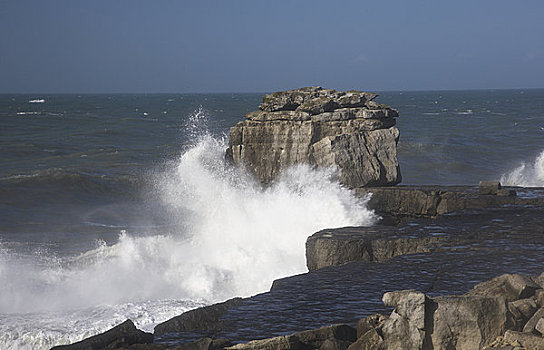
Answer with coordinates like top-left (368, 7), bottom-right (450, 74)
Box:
top-left (0, 169), bottom-right (139, 196)
top-left (28, 99), bottom-right (45, 103)
top-left (500, 150), bottom-right (544, 187)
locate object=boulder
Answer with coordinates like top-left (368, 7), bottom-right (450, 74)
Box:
top-left (380, 290), bottom-right (508, 349)
top-left (536, 318), bottom-right (544, 336)
top-left (508, 298), bottom-right (538, 331)
top-left (381, 290), bottom-right (427, 349)
top-left (154, 298), bottom-right (243, 335)
top-left (466, 273), bottom-right (541, 301)
top-left (522, 308), bottom-right (544, 334)
top-left (50, 319), bottom-right (153, 350)
top-left (536, 290), bottom-right (544, 308)
top-left (356, 314), bottom-right (387, 338)
top-left (503, 330), bottom-right (544, 349)
top-left (227, 87), bottom-right (401, 188)
top-left (347, 329), bottom-right (384, 350)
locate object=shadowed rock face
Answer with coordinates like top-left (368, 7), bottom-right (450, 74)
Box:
top-left (226, 87), bottom-right (401, 188)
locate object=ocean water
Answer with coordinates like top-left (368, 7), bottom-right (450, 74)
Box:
top-left (0, 90), bottom-right (543, 349)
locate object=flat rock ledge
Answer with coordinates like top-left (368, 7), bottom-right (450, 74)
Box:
top-left (54, 272), bottom-right (544, 350)
top-left (357, 183), bottom-right (544, 218)
top-left (226, 86), bottom-right (401, 188)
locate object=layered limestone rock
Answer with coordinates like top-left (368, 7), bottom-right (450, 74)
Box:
top-left (226, 87), bottom-right (401, 188)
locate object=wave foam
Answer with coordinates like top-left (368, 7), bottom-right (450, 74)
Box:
top-left (0, 124), bottom-right (377, 349)
top-left (500, 150), bottom-right (544, 187)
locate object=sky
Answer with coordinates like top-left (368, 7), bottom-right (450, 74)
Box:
top-left (1, 0), bottom-right (543, 93)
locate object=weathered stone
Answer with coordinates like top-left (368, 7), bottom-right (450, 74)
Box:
top-left (347, 329), bottom-right (384, 350)
top-left (310, 128), bottom-right (401, 188)
top-left (227, 324), bottom-right (356, 350)
top-left (536, 289), bottom-right (544, 307)
top-left (381, 290), bottom-right (426, 349)
top-left (51, 319), bottom-right (153, 350)
top-left (245, 110), bottom-right (311, 121)
top-left (508, 298), bottom-right (538, 331)
top-left (429, 295), bottom-right (508, 350)
top-left (536, 318), bottom-right (544, 336)
top-left (154, 298), bottom-right (243, 335)
top-left (259, 87), bottom-right (327, 112)
top-left (227, 87), bottom-right (401, 188)
top-left (522, 308), bottom-right (544, 334)
top-left (479, 181), bottom-right (502, 195)
top-left (467, 273), bottom-right (541, 301)
top-left (305, 226), bottom-right (453, 271)
top-left (319, 338), bottom-right (354, 350)
top-left (504, 330), bottom-right (544, 349)
top-left (380, 289), bottom-right (509, 350)
top-left (226, 335), bottom-right (301, 350)
top-left (356, 314), bottom-right (387, 338)
top-left (295, 324), bottom-right (357, 348)
top-left (535, 272), bottom-right (544, 288)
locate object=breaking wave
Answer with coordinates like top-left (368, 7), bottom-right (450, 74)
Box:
top-left (500, 150), bottom-right (544, 187)
top-left (0, 113), bottom-right (377, 349)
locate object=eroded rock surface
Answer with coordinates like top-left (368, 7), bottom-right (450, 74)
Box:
top-left (226, 87), bottom-right (401, 188)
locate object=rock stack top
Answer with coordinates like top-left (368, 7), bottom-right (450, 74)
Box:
top-left (244, 86), bottom-right (398, 122)
top-left (227, 87), bottom-right (401, 188)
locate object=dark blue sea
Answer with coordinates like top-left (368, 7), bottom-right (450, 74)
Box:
top-left (0, 90), bottom-right (543, 349)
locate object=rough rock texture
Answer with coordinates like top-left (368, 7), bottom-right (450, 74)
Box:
top-left (154, 298), bottom-right (243, 335)
top-left (380, 290), bottom-right (509, 349)
top-left (51, 319), bottom-right (153, 350)
top-left (305, 226), bottom-right (454, 271)
top-left (226, 324), bottom-right (357, 350)
top-left (466, 273), bottom-right (541, 302)
top-left (355, 185), bottom-right (544, 218)
top-left (226, 87), bottom-right (401, 188)
top-left (503, 330), bottom-right (544, 349)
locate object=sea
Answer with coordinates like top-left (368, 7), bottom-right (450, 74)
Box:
top-left (0, 90), bottom-right (543, 349)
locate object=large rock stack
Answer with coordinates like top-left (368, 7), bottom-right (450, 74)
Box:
top-left (226, 87), bottom-right (401, 188)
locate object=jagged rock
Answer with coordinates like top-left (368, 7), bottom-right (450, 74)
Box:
top-left (536, 290), bottom-right (544, 307)
top-left (226, 324), bottom-right (356, 350)
top-left (508, 298), bottom-right (538, 331)
top-left (347, 329), bottom-right (384, 350)
top-left (310, 128), bottom-right (400, 187)
top-left (50, 319), bottom-right (153, 350)
top-left (535, 272), bottom-right (544, 288)
top-left (380, 290), bottom-right (509, 350)
top-left (536, 318), bottom-right (544, 336)
top-left (523, 308), bottom-right (544, 334)
top-left (227, 87), bottom-right (401, 188)
top-left (381, 290), bottom-right (427, 349)
top-left (356, 314), bottom-right (387, 338)
top-left (467, 273), bottom-right (541, 301)
top-left (504, 330), bottom-right (544, 349)
top-left (154, 298), bottom-right (243, 335)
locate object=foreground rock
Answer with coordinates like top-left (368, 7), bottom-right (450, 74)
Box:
top-left (51, 319), bottom-right (153, 350)
top-left (154, 298), bottom-right (243, 335)
top-left (226, 87), bottom-right (401, 188)
top-left (226, 324), bottom-right (357, 350)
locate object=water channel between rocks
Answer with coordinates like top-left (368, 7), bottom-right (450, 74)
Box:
top-left (157, 190), bottom-right (544, 346)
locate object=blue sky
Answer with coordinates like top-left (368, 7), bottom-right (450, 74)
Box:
top-left (1, 0), bottom-right (543, 92)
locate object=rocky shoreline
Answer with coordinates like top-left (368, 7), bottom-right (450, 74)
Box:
top-left (52, 184), bottom-right (544, 350)
top-left (51, 88), bottom-right (544, 349)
